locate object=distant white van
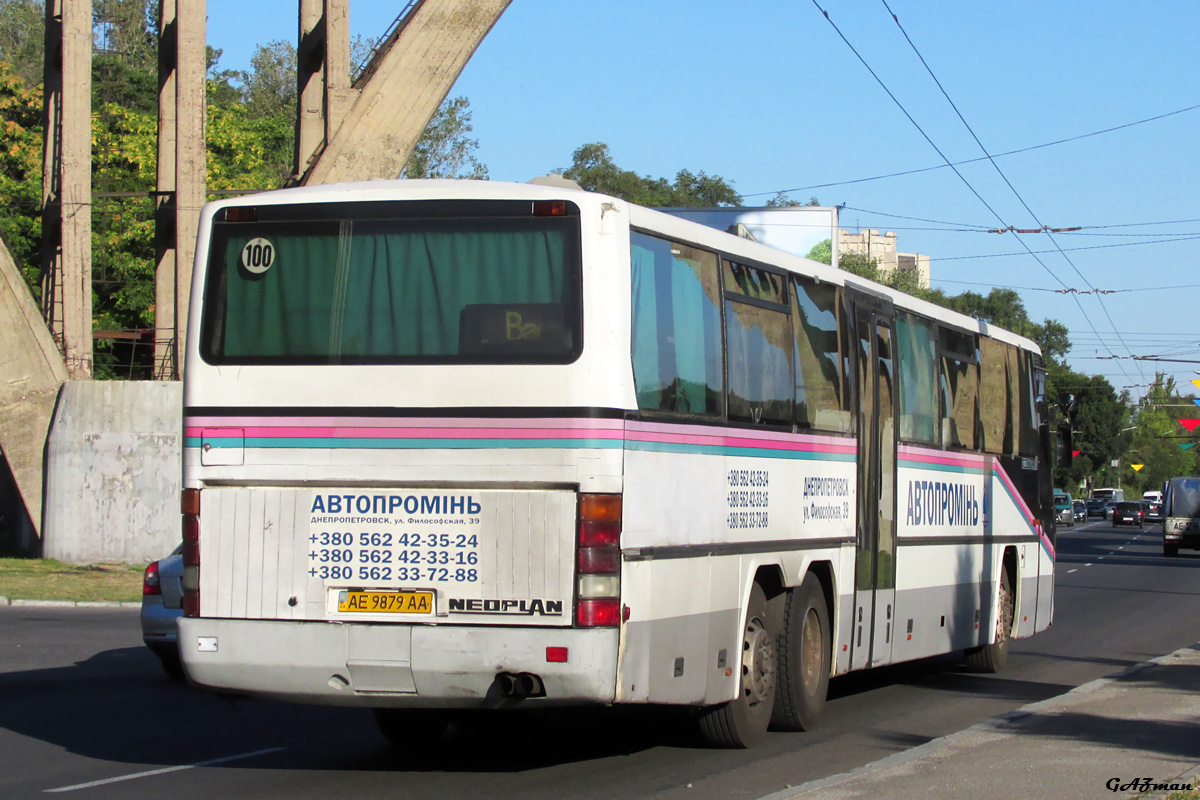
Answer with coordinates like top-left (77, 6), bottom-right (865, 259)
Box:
top-left (1143, 490), bottom-right (1163, 503)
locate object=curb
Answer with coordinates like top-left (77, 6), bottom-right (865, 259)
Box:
top-left (0, 596), bottom-right (140, 609)
top-left (764, 643), bottom-right (1200, 800)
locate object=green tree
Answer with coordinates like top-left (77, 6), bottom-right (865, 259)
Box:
top-left (946, 289), bottom-right (1069, 365)
top-left (1125, 374), bottom-right (1200, 495)
top-left (238, 40), bottom-right (296, 121)
top-left (403, 95), bottom-right (488, 180)
top-left (0, 0), bottom-right (44, 87)
top-left (806, 239), bottom-right (832, 265)
top-left (1052, 369), bottom-right (1132, 492)
top-left (0, 62), bottom-right (43, 296)
top-left (92, 0), bottom-right (158, 112)
top-left (561, 142), bottom-right (741, 206)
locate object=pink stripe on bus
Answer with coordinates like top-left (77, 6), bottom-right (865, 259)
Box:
top-left (187, 425), bottom-right (628, 440)
top-left (185, 416), bottom-right (627, 431)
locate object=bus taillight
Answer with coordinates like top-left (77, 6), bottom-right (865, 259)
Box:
top-left (576, 493), bottom-right (622, 627)
top-left (181, 489), bottom-right (201, 617)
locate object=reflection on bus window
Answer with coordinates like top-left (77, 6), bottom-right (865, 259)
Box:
top-left (792, 276), bottom-right (852, 433)
top-left (630, 232), bottom-right (723, 415)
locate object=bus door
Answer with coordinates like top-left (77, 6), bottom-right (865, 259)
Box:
top-left (848, 290), bottom-right (898, 670)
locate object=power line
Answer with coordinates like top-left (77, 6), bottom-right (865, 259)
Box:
top-left (807, 0), bottom-right (1072, 291)
top-left (934, 235), bottom-right (1200, 260)
top-left (931, 279), bottom-right (1200, 294)
top-left (744, 104), bottom-right (1200, 198)
top-left (838, 205), bottom-right (991, 229)
top-left (876, 0), bottom-right (1143, 390)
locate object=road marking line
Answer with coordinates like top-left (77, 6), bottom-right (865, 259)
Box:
top-left (1067, 569), bottom-right (1077, 574)
top-left (44, 748), bottom-right (285, 793)
top-left (1085, 563), bottom-right (1093, 567)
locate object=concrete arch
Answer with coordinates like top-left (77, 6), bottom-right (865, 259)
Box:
top-left (300, 0), bottom-right (512, 186)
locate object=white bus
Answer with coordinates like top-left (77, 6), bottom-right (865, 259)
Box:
top-left (1092, 487), bottom-right (1124, 504)
top-left (177, 180), bottom-right (1057, 748)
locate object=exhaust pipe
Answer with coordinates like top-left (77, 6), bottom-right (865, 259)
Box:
top-left (517, 672), bottom-right (544, 697)
top-left (494, 672), bottom-right (546, 699)
top-left (496, 672), bottom-right (521, 697)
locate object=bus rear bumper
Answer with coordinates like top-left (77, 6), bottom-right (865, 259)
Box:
top-left (177, 618), bottom-right (619, 707)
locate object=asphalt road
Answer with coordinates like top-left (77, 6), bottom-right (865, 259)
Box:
top-left (2, 519), bottom-right (1198, 800)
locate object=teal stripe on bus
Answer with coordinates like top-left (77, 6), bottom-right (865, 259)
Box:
top-left (897, 459), bottom-right (985, 475)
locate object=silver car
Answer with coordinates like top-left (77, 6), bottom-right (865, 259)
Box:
top-left (141, 544), bottom-right (185, 679)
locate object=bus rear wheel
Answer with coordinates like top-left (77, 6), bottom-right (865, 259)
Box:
top-left (698, 583), bottom-right (776, 748)
top-left (1165, 543), bottom-right (1179, 558)
top-left (965, 569), bottom-right (1012, 673)
top-left (771, 574), bottom-right (830, 731)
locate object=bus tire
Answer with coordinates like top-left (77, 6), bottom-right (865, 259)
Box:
top-left (965, 568), bottom-right (1012, 673)
top-left (771, 574), bottom-right (830, 732)
top-left (698, 583), bottom-right (776, 748)
top-left (374, 709), bottom-right (450, 747)
top-left (1164, 543), bottom-right (1178, 558)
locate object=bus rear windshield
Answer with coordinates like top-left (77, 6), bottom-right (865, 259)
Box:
top-left (199, 201), bottom-right (583, 365)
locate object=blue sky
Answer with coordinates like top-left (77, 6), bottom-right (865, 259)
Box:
top-left (206, 1), bottom-right (1200, 402)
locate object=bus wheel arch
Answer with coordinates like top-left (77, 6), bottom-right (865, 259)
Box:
top-left (965, 548), bottom-right (1017, 673)
top-left (698, 578), bottom-right (778, 747)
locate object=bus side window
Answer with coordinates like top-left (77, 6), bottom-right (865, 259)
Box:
top-left (792, 276), bottom-right (853, 433)
top-left (895, 312), bottom-right (938, 444)
top-left (938, 327), bottom-right (980, 450)
top-left (630, 232), bottom-right (723, 415)
top-left (1017, 350), bottom-right (1039, 458)
top-left (723, 261), bottom-right (793, 425)
top-left (979, 337), bottom-right (1011, 455)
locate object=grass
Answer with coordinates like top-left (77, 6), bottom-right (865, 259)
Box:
top-left (0, 557), bottom-right (145, 603)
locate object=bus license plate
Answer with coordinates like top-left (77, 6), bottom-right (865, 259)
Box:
top-left (337, 590), bottom-right (434, 614)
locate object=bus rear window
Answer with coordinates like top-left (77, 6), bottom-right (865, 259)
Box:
top-left (200, 201), bottom-right (582, 365)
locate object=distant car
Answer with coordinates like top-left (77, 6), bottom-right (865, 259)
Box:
top-left (1145, 500), bottom-right (1164, 523)
top-left (141, 545), bottom-right (185, 679)
top-left (1055, 496), bottom-right (1074, 528)
top-left (1086, 498), bottom-right (1108, 518)
top-left (1073, 500), bottom-right (1086, 523)
top-left (1112, 501), bottom-right (1145, 527)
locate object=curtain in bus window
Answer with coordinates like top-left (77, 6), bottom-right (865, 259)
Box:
top-left (726, 301), bottom-right (793, 425)
top-left (979, 337), bottom-right (1010, 454)
top-left (217, 229), bottom-right (341, 357)
top-left (218, 222), bottom-right (571, 361)
top-left (895, 313), bottom-right (938, 443)
top-left (630, 233), bottom-right (722, 414)
top-left (793, 277), bottom-right (851, 432)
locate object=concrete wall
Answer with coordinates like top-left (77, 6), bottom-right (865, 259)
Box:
top-left (43, 381), bottom-right (182, 564)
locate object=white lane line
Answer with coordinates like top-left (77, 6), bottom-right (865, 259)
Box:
top-left (45, 747), bottom-right (285, 793)
top-left (1067, 569), bottom-right (1078, 574)
top-left (1085, 563), bottom-right (1093, 567)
